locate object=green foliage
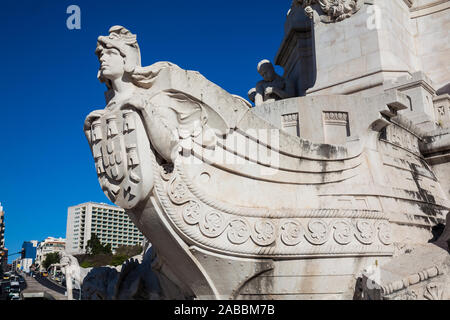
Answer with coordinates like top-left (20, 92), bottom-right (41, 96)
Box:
top-left (75, 243), bottom-right (143, 268)
top-left (80, 261), bottom-right (94, 268)
top-left (75, 253), bottom-right (113, 268)
top-left (42, 252), bottom-right (61, 270)
top-left (86, 233), bottom-right (112, 255)
top-left (111, 254), bottom-right (128, 266)
top-left (114, 245), bottom-right (142, 258)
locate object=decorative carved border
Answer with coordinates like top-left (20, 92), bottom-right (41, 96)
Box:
top-left (153, 166), bottom-right (393, 257)
top-left (382, 265), bottom-right (442, 296)
top-left (323, 111), bottom-right (349, 124)
top-left (381, 266), bottom-right (447, 300)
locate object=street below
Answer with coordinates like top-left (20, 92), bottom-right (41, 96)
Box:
top-left (1, 272), bottom-right (81, 300)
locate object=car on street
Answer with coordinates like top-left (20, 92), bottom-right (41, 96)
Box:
top-left (7, 280), bottom-right (21, 300)
top-left (3, 282), bottom-right (10, 293)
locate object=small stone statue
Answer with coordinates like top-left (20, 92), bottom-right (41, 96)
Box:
top-left (248, 59), bottom-right (294, 106)
top-left (60, 252), bottom-right (87, 300)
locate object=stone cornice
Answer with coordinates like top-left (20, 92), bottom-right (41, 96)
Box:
top-left (410, 0), bottom-right (450, 18)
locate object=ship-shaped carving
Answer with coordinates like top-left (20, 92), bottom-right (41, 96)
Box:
top-left (84, 25), bottom-right (449, 299)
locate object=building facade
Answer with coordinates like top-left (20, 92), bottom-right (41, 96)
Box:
top-left (35, 237), bottom-right (66, 271)
top-left (20, 240), bottom-right (38, 273)
top-left (0, 203), bottom-right (5, 249)
top-left (65, 202), bottom-right (145, 255)
top-left (0, 203), bottom-right (6, 272)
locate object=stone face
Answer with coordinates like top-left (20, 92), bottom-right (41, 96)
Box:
top-left (84, 19), bottom-right (449, 299)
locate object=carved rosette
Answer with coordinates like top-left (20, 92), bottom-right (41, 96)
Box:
top-left (355, 220), bottom-right (375, 244)
top-left (168, 178), bottom-right (190, 205)
top-left (200, 211), bottom-right (227, 238)
top-left (376, 221), bottom-right (392, 245)
top-left (280, 221), bottom-right (304, 246)
top-left (182, 201), bottom-right (202, 225)
top-left (227, 219), bottom-right (251, 244)
top-left (305, 220), bottom-right (330, 245)
top-left (333, 220), bottom-right (353, 245)
top-left (251, 220), bottom-right (277, 246)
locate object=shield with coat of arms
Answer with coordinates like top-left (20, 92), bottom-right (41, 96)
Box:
top-left (102, 115), bottom-right (126, 182)
top-left (87, 107), bottom-right (154, 210)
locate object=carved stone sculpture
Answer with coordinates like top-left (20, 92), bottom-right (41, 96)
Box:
top-left (84, 25), bottom-right (449, 299)
top-left (248, 59), bottom-right (295, 106)
top-left (82, 266), bottom-right (119, 300)
top-left (81, 246), bottom-right (177, 300)
top-left (291, 0), bottom-right (363, 23)
top-left (60, 252), bottom-right (89, 300)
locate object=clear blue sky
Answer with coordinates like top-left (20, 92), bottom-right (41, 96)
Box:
top-left (0, 0), bottom-right (289, 258)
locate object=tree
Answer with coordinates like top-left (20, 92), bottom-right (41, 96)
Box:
top-left (42, 252), bottom-right (61, 270)
top-left (86, 233), bottom-right (112, 255)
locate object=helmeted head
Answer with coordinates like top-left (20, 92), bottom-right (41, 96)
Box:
top-left (95, 26), bottom-right (141, 88)
top-left (257, 59), bottom-right (276, 82)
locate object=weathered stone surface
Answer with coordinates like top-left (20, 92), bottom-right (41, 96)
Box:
top-left (359, 233), bottom-right (450, 300)
top-left (277, 0), bottom-right (450, 121)
top-left (82, 246), bottom-right (185, 300)
top-left (83, 21), bottom-right (449, 299)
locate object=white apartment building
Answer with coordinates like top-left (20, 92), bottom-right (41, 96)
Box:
top-left (66, 202), bottom-right (144, 255)
top-left (35, 237), bottom-right (66, 271)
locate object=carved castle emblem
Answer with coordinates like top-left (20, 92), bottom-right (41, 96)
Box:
top-left (87, 108), bottom-right (153, 210)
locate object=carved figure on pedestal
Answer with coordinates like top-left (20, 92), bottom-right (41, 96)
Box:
top-left (291, 0), bottom-right (363, 22)
top-left (248, 59), bottom-right (295, 106)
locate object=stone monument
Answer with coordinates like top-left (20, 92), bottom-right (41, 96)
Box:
top-left (84, 0), bottom-right (449, 300)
